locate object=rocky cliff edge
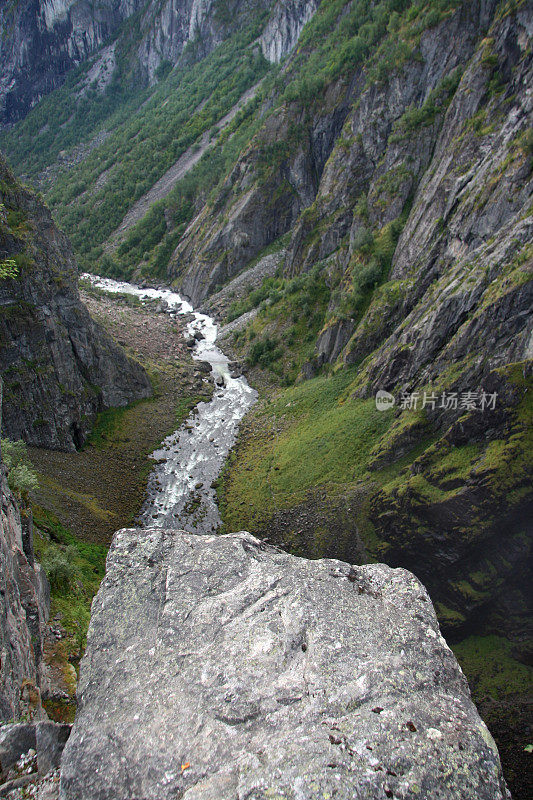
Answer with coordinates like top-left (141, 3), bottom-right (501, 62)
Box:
top-left (60, 529), bottom-right (510, 799)
top-left (0, 435), bottom-right (49, 722)
top-left (0, 154), bottom-right (152, 451)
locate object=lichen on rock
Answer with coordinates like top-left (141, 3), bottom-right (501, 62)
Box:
top-left (60, 529), bottom-right (510, 799)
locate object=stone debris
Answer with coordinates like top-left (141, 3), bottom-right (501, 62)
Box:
top-left (0, 722), bottom-right (70, 799)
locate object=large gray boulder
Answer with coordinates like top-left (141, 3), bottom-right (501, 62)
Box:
top-left (60, 530), bottom-right (509, 799)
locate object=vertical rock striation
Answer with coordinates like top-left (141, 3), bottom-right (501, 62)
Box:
top-left (0, 0), bottom-right (129, 126)
top-left (260, 0), bottom-right (320, 63)
top-left (0, 0), bottom-right (318, 126)
top-left (0, 411), bottom-right (49, 722)
top-left (0, 154), bottom-right (151, 451)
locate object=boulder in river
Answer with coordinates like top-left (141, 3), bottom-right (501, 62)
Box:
top-left (229, 361), bottom-right (243, 378)
top-left (196, 361), bottom-right (211, 374)
top-left (60, 530), bottom-right (509, 799)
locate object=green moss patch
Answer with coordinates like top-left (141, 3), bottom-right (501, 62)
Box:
top-left (453, 635), bottom-right (532, 702)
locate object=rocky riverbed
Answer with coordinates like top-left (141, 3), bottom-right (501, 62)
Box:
top-left (82, 275), bottom-right (258, 533)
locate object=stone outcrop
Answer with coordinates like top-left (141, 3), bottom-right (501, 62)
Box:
top-left (171, 79), bottom-right (352, 302)
top-left (0, 155), bottom-right (151, 451)
top-left (201, 249), bottom-right (286, 321)
top-left (0, 441), bottom-right (49, 722)
top-left (60, 529), bottom-right (509, 800)
top-left (0, 720), bottom-right (71, 778)
top-left (259, 0), bottom-right (320, 63)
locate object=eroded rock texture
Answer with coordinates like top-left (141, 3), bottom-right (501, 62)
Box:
top-left (0, 452), bottom-right (49, 722)
top-left (171, 1), bottom-right (531, 313)
top-left (0, 0), bottom-right (129, 126)
top-left (0, 155), bottom-right (151, 451)
top-left (60, 530), bottom-right (509, 800)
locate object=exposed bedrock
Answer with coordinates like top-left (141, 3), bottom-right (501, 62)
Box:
top-left (0, 0), bottom-right (319, 127)
top-left (60, 529), bottom-right (510, 800)
top-left (0, 155), bottom-right (151, 451)
top-left (0, 448), bottom-right (49, 722)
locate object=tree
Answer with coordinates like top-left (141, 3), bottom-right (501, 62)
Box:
top-left (1, 438), bottom-right (39, 498)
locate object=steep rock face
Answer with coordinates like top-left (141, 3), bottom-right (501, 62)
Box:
top-left (132, 0), bottom-right (273, 84)
top-left (260, 0), bottom-right (320, 63)
top-left (339, 5), bottom-right (532, 373)
top-left (312, 6), bottom-right (533, 637)
top-left (0, 155), bottom-right (151, 451)
top-left (172, 77), bottom-right (354, 302)
top-left (170, 0), bottom-right (501, 302)
top-left (0, 0), bottom-right (132, 126)
top-left (283, 0), bottom-right (503, 284)
top-left (0, 435), bottom-right (49, 721)
top-left (60, 529), bottom-right (510, 800)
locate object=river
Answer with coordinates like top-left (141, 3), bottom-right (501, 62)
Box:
top-left (82, 274), bottom-right (257, 533)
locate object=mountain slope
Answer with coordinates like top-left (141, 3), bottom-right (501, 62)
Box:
top-left (0, 0), bottom-right (301, 128)
top-left (0, 0), bottom-right (531, 793)
top-left (208, 0), bottom-right (533, 635)
top-left (0, 155), bottom-right (151, 451)
top-left (2, 0), bottom-right (530, 653)
top-left (0, 1), bottom-right (333, 280)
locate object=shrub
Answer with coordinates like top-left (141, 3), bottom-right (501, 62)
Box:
top-left (1, 438), bottom-right (39, 498)
top-left (0, 257), bottom-right (18, 280)
top-left (351, 226), bottom-right (373, 253)
top-left (358, 258), bottom-right (383, 290)
top-left (41, 550), bottom-right (77, 592)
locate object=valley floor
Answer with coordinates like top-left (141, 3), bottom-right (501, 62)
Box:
top-left (27, 287), bottom-right (213, 720)
top-left (20, 287), bottom-right (531, 798)
top-left (29, 288), bottom-right (212, 545)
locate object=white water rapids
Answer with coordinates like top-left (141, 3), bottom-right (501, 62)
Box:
top-left (82, 274), bottom-right (257, 532)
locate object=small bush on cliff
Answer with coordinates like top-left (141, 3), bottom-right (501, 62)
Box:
top-left (41, 548), bottom-right (78, 592)
top-left (1, 438), bottom-right (38, 498)
top-left (0, 257), bottom-right (18, 280)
